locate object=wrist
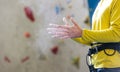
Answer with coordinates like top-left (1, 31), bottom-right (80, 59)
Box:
top-left (80, 29), bottom-right (83, 37)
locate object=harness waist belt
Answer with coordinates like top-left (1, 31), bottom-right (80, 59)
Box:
top-left (88, 42), bottom-right (120, 56)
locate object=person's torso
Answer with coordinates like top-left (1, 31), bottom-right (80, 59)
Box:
top-left (92, 0), bottom-right (120, 68)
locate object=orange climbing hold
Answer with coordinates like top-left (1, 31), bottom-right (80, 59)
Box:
top-left (24, 32), bottom-right (31, 38)
top-left (21, 56), bottom-right (30, 63)
top-left (24, 6), bottom-right (35, 22)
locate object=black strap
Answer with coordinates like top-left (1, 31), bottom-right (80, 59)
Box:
top-left (86, 42), bottom-right (120, 72)
top-left (88, 42), bottom-right (120, 56)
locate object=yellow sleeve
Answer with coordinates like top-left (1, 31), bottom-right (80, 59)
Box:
top-left (81, 0), bottom-right (120, 43)
top-left (72, 0), bottom-right (120, 44)
top-left (72, 38), bottom-right (91, 46)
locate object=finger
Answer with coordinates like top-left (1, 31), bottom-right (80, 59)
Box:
top-left (59, 35), bottom-right (71, 39)
top-left (49, 23), bottom-right (59, 27)
top-left (66, 16), bottom-right (79, 27)
top-left (70, 17), bottom-right (79, 27)
top-left (48, 24), bottom-right (70, 30)
top-left (63, 17), bottom-right (69, 25)
top-left (52, 34), bottom-right (70, 39)
top-left (47, 28), bottom-right (69, 33)
top-left (48, 31), bottom-right (68, 35)
top-left (48, 31), bottom-right (69, 38)
top-left (52, 35), bottom-right (61, 38)
top-left (51, 34), bottom-right (65, 38)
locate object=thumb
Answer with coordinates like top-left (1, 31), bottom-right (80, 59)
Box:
top-left (63, 17), bottom-right (69, 25)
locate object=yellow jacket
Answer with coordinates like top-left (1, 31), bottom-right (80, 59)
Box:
top-left (73, 0), bottom-right (120, 68)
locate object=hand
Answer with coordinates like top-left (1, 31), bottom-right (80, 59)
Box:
top-left (47, 16), bottom-right (83, 39)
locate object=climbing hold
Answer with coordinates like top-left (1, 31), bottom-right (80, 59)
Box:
top-left (24, 6), bottom-right (35, 22)
top-left (51, 46), bottom-right (59, 55)
top-left (68, 4), bottom-right (72, 9)
top-left (55, 5), bottom-right (61, 15)
top-left (39, 53), bottom-right (47, 60)
top-left (66, 0), bottom-right (72, 4)
top-left (4, 56), bottom-right (11, 63)
top-left (84, 16), bottom-right (90, 26)
top-left (24, 32), bottom-right (31, 38)
top-left (61, 7), bottom-right (64, 11)
top-left (72, 57), bottom-right (80, 69)
top-left (21, 56), bottom-right (30, 63)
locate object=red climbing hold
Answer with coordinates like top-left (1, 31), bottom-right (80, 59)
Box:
top-left (4, 56), bottom-right (11, 63)
top-left (51, 46), bottom-right (59, 55)
top-left (24, 6), bottom-right (35, 22)
top-left (24, 32), bottom-right (31, 38)
top-left (21, 56), bottom-right (30, 63)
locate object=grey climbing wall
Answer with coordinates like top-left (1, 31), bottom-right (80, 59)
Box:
top-left (0, 0), bottom-right (90, 72)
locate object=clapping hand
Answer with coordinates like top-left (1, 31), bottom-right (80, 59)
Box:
top-left (47, 16), bottom-right (83, 39)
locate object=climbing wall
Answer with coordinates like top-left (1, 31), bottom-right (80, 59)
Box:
top-left (0, 0), bottom-right (90, 72)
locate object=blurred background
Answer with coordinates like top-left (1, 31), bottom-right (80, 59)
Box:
top-left (0, 0), bottom-right (99, 72)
